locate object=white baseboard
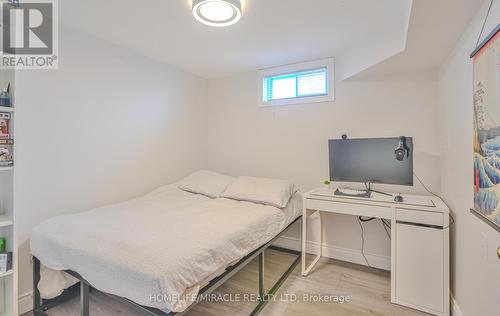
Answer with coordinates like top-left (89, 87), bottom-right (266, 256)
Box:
top-left (18, 291), bottom-right (33, 315)
top-left (273, 236), bottom-right (391, 271)
top-left (451, 295), bottom-right (462, 316)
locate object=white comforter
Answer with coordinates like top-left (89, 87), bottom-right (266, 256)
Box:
top-left (31, 185), bottom-right (301, 312)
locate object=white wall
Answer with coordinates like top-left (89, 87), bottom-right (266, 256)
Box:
top-left (207, 71), bottom-right (441, 269)
top-left (13, 3), bottom-right (497, 315)
top-left (437, 1), bottom-right (500, 315)
top-left (14, 25), bottom-right (207, 310)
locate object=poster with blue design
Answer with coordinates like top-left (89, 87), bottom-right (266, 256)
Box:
top-left (473, 25), bottom-right (500, 231)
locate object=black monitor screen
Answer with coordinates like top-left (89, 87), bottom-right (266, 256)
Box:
top-left (329, 137), bottom-right (413, 186)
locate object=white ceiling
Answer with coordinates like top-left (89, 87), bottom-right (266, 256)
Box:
top-left (60, 0), bottom-right (483, 80)
top-left (60, 0), bottom-right (413, 79)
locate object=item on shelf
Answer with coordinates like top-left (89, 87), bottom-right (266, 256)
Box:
top-left (0, 279), bottom-right (4, 312)
top-left (0, 252), bottom-right (12, 273)
top-left (0, 113), bottom-right (10, 139)
top-left (0, 83), bottom-right (10, 107)
top-left (0, 145), bottom-right (13, 166)
top-left (0, 237), bottom-right (5, 252)
top-left (0, 139), bottom-right (13, 145)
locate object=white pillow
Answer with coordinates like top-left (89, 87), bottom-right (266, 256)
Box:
top-left (178, 170), bottom-right (235, 198)
top-left (221, 176), bottom-right (299, 208)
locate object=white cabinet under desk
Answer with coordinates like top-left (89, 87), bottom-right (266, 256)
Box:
top-left (301, 188), bottom-right (450, 316)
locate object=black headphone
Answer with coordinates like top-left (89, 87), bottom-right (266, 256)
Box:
top-left (395, 136), bottom-right (409, 161)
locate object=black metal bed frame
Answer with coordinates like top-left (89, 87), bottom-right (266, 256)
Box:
top-left (33, 216), bottom-right (302, 316)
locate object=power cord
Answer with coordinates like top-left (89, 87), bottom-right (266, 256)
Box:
top-left (475, 0), bottom-right (495, 49)
top-left (359, 216), bottom-right (375, 222)
top-left (357, 217), bottom-right (371, 268)
top-left (413, 172), bottom-right (456, 229)
top-left (358, 216), bottom-right (391, 269)
top-left (381, 219), bottom-right (391, 239)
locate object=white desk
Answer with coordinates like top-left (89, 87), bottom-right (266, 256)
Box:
top-left (301, 188), bottom-right (450, 316)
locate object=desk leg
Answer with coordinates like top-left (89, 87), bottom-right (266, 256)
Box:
top-left (318, 211), bottom-right (323, 257)
top-left (301, 210), bottom-right (307, 276)
top-left (80, 281), bottom-right (89, 316)
top-left (302, 209), bottom-right (322, 276)
top-left (390, 208), bottom-right (396, 304)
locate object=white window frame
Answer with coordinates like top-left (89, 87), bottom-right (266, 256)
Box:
top-left (258, 58), bottom-right (335, 107)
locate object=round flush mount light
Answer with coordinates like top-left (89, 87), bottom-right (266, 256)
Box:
top-left (192, 0), bottom-right (242, 27)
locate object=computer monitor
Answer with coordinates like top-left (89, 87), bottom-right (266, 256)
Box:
top-left (329, 137), bottom-right (414, 186)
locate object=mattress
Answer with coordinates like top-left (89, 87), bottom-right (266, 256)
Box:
top-left (31, 184), bottom-right (302, 313)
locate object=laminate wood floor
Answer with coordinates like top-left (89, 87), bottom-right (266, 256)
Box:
top-left (23, 249), bottom-right (431, 316)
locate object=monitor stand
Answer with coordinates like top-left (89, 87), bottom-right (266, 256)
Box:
top-left (365, 181), bottom-right (393, 197)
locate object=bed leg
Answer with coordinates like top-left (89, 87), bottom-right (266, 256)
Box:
top-left (80, 281), bottom-right (90, 316)
top-left (258, 252), bottom-right (265, 301)
top-left (33, 257), bottom-right (42, 309)
top-left (33, 256), bottom-right (50, 316)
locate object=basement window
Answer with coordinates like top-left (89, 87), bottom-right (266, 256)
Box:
top-left (259, 58), bottom-right (334, 106)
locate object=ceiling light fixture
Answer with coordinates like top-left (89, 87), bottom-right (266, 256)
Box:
top-left (192, 0), bottom-right (242, 27)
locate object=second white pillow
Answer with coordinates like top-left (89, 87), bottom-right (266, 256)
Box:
top-left (221, 176), bottom-right (298, 208)
top-left (178, 170), bottom-right (235, 198)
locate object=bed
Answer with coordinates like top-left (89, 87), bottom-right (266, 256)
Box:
top-left (31, 171), bottom-right (303, 316)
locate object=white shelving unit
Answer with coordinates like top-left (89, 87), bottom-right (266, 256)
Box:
top-left (0, 270), bottom-right (13, 279)
top-left (0, 175), bottom-right (14, 316)
top-left (0, 69), bottom-right (16, 316)
top-left (0, 216), bottom-right (13, 228)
